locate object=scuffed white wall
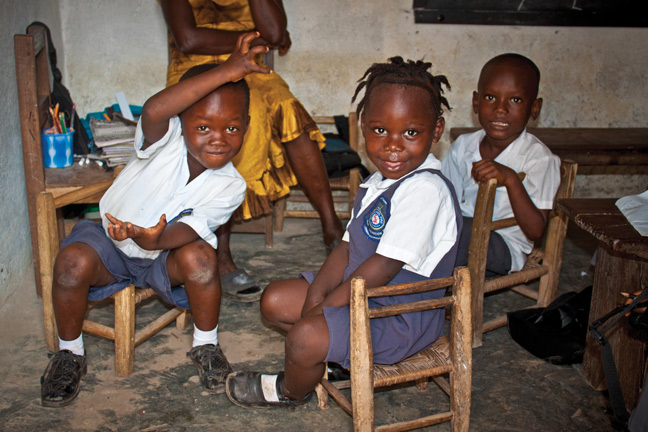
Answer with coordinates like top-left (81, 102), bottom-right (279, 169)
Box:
top-left (1, 0), bottom-right (63, 303)
top-left (60, 0), bottom-right (168, 116)
top-left (62, 0), bottom-right (647, 196)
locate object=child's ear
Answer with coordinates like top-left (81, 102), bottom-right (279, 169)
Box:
top-left (530, 97), bottom-right (543, 120)
top-left (472, 91), bottom-right (479, 114)
top-left (432, 117), bottom-right (445, 143)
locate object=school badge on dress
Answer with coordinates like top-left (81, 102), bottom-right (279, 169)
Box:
top-left (363, 196), bottom-right (389, 241)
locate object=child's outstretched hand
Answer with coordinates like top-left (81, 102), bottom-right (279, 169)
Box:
top-left (222, 31), bottom-right (271, 82)
top-left (106, 213), bottom-right (167, 251)
top-left (471, 159), bottom-right (518, 187)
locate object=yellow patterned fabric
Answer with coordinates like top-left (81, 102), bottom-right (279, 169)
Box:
top-left (165, 0), bottom-right (326, 219)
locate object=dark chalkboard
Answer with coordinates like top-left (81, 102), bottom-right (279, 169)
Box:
top-left (413, 0), bottom-right (648, 27)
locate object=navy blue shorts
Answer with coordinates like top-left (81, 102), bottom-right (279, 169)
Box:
top-left (455, 216), bottom-right (512, 276)
top-left (62, 220), bottom-right (191, 309)
top-left (301, 271), bottom-right (443, 370)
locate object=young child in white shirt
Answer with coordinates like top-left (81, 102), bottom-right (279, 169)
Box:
top-left (225, 56), bottom-right (461, 408)
top-left (442, 53), bottom-right (560, 274)
top-left (40, 32), bottom-right (269, 407)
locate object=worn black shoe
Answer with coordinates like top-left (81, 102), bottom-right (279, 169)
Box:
top-left (187, 343), bottom-right (233, 394)
top-left (40, 350), bottom-right (87, 407)
top-left (327, 362), bottom-right (350, 381)
top-left (225, 371), bottom-right (312, 409)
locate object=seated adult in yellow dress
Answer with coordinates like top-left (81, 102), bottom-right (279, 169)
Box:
top-left (161, 0), bottom-right (344, 301)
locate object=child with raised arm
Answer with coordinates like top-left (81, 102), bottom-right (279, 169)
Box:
top-left (40, 32), bottom-right (269, 407)
top-left (442, 53), bottom-right (560, 275)
top-left (225, 57), bottom-right (462, 408)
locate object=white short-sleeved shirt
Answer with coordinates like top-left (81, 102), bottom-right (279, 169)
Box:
top-left (441, 129), bottom-right (560, 271)
top-left (342, 154), bottom-right (457, 277)
top-left (100, 116), bottom-right (246, 260)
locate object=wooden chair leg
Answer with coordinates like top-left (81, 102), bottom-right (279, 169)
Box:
top-left (350, 278), bottom-right (374, 432)
top-left (264, 213), bottom-right (273, 248)
top-left (274, 197), bottom-right (286, 232)
top-left (537, 210), bottom-right (569, 307)
top-left (176, 309), bottom-right (191, 331)
top-left (114, 284), bottom-right (135, 377)
top-left (450, 268), bottom-right (473, 432)
top-left (36, 192), bottom-right (60, 352)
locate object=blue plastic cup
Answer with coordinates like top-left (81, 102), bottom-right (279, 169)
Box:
top-left (41, 129), bottom-right (74, 168)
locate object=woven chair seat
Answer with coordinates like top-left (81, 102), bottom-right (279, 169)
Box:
top-left (373, 336), bottom-right (451, 388)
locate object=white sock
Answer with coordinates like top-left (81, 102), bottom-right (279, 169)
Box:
top-left (261, 374), bottom-right (280, 402)
top-left (59, 334), bottom-right (84, 356)
top-left (192, 324), bottom-right (218, 347)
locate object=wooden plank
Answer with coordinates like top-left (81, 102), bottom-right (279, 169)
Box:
top-left (350, 277), bottom-right (374, 432)
top-left (450, 127), bottom-right (648, 167)
top-left (556, 198), bottom-right (648, 259)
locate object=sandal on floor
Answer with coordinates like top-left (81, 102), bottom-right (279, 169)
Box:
top-left (220, 269), bottom-right (263, 302)
top-left (187, 343), bottom-right (233, 394)
top-left (225, 371), bottom-right (312, 409)
top-left (41, 350), bottom-right (87, 407)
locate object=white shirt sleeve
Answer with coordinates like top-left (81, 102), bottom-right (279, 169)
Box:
top-left (134, 116), bottom-right (182, 159)
top-left (521, 148), bottom-right (561, 211)
top-left (376, 173), bottom-right (457, 276)
top-left (441, 144), bottom-right (465, 204)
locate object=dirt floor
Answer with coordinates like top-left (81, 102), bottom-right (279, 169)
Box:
top-left (0, 219), bottom-right (622, 431)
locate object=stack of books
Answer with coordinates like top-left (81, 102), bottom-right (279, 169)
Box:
top-left (89, 117), bottom-right (137, 167)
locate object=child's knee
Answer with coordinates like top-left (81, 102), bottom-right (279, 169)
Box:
top-left (260, 282), bottom-right (282, 320)
top-left (285, 317), bottom-right (328, 364)
top-left (175, 241), bottom-right (218, 285)
top-left (54, 243), bottom-right (98, 289)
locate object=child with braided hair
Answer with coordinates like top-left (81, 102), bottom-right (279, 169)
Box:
top-left (225, 56), bottom-right (462, 408)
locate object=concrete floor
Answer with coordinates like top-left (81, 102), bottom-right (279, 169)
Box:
top-left (0, 218), bottom-right (620, 431)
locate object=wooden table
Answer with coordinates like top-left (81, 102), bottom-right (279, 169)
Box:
top-left (556, 198), bottom-right (648, 412)
top-left (450, 128), bottom-right (648, 172)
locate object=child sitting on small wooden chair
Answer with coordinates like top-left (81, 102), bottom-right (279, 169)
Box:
top-left (225, 56), bottom-right (462, 408)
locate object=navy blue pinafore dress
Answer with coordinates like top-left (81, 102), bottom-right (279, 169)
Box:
top-left (323, 169), bottom-right (462, 368)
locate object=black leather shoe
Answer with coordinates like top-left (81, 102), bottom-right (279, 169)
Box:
top-left (327, 362), bottom-right (350, 381)
top-left (225, 371), bottom-right (312, 409)
top-left (41, 350), bottom-right (87, 407)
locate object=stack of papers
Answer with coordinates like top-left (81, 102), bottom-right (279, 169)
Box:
top-left (89, 117), bottom-right (137, 167)
top-left (616, 190), bottom-right (648, 236)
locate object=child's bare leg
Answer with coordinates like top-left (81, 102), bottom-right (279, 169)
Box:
top-left (167, 239), bottom-right (231, 394)
top-left (42, 241), bottom-right (114, 407)
top-left (260, 278), bottom-right (309, 332)
top-left (282, 314), bottom-right (330, 400)
top-left (167, 240), bottom-right (220, 330)
top-left (52, 242), bottom-right (115, 340)
top-left (283, 133), bottom-right (344, 248)
top-left (215, 220), bottom-right (236, 276)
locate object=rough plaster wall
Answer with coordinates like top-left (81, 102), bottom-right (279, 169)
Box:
top-left (62, 0), bottom-right (647, 197)
top-left (0, 0), bottom-right (63, 305)
top-left (60, 0), bottom-right (168, 116)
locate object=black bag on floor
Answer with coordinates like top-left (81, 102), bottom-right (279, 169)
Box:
top-left (26, 22), bottom-right (91, 155)
top-left (507, 285), bottom-right (592, 365)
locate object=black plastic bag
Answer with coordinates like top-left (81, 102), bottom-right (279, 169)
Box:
top-left (27, 22), bottom-right (91, 155)
top-left (507, 285), bottom-right (592, 364)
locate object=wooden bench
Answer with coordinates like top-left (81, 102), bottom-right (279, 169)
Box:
top-left (450, 128), bottom-right (648, 174)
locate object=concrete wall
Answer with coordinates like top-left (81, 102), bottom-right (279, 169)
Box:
top-left (62, 0), bottom-right (647, 194)
top-left (0, 0), bottom-right (63, 304)
top-left (2, 0), bottom-right (647, 303)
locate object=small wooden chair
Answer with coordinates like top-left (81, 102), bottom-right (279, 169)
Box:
top-left (273, 113), bottom-right (361, 231)
top-left (316, 267), bottom-right (473, 432)
top-left (468, 160), bottom-right (578, 347)
top-left (36, 189), bottom-right (190, 377)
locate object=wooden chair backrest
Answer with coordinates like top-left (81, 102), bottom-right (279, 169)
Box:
top-left (349, 267), bottom-right (472, 431)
